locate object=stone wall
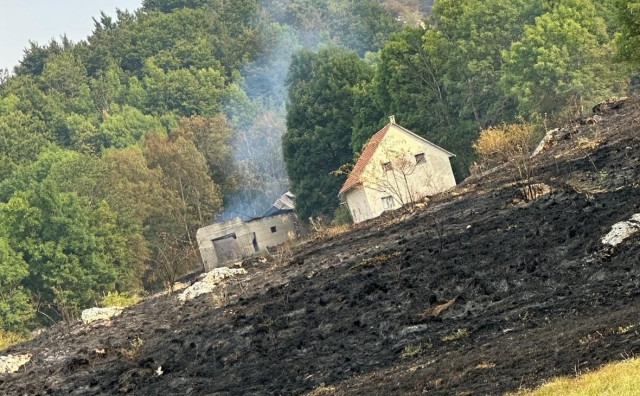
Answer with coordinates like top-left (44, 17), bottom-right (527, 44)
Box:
top-left (196, 212), bottom-right (298, 271)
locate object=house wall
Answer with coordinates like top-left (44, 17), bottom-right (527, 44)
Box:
top-left (344, 186), bottom-right (374, 224)
top-left (196, 212), bottom-right (298, 271)
top-left (348, 125), bottom-right (456, 224)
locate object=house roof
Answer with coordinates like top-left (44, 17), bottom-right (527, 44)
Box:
top-left (262, 191), bottom-right (296, 217)
top-left (338, 122), bottom-right (455, 196)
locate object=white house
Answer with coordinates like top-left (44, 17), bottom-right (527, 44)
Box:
top-left (338, 117), bottom-right (456, 224)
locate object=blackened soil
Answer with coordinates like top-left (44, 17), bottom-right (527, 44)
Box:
top-left (1, 99), bottom-right (640, 395)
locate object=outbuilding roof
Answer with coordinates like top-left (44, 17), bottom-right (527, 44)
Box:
top-left (338, 122), bottom-right (454, 196)
top-left (262, 191), bottom-right (296, 217)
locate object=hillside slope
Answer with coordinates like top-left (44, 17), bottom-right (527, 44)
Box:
top-left (0, 98), bottom-right (639, 395)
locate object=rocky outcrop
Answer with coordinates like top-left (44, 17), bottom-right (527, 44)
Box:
top-left (81, 307), bottom-right (124, 324)
top-left (178, 267), bottom-right (247, 303)
top-left (602, 214), bottom-right (640, 247)
top-left (0, 354), bottom-right (31, 374)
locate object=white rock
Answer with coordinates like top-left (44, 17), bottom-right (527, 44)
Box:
top-left (0, 354), bottom-right (31, 374)
top-left (178, 267), bottom-right (247, 303)
top-left (81, 307), bottom-right (124, 324)
top-left (602, 214), bottom-right (640, 246)
top-left (532, 128), bottom-right (559, 157)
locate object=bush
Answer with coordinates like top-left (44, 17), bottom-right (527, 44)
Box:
top-left (100, 291), bottom-right (142, 308)
top-left (0, 330), bottom-right (29, 351)
top-left (332, 204), bottom-right (353, 226)
top-left (473, 123), bottom-right (539, 199)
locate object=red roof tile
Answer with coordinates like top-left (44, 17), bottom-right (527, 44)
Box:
top-left (338, 123), bottom-right (391, 196)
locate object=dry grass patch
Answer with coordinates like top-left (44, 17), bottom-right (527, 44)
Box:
top-left (441, 328), bottom-right (469, 342)
top-left (566, 173), bottom-right (610, 196)
top-left (305, 383), bottom-right (337, 395)
top-left (0, 331), bottom-right (30, 351)
top-left (100, 291), bottom-right (142, 308)
top-left (309, 217), bottom-right (352, 240)
top-left (120, 337), bottom-right (144, 360)
top-left (615, 324), bottom-right (635, 335)
top-left (266, 243), bottom-right (295, 271)
top-left (575, 135), bottom-right (603, 151)
top-left (400, 340), bottom-right (432, 359)
top-left (510, 358), bottom-right (640, 396)
top-left (475, 361), bottom-right (496, 370)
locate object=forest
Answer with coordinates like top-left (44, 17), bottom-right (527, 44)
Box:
top-left (0, 0), bottom-right (638, 333)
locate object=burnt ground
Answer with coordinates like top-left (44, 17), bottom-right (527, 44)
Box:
top-left (1, 99), bottom-right (640, 395)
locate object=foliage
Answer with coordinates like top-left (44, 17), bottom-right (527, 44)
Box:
top-left (616, 0), bottom-right (640, 67)
top-left (144, 132), bottom-right (223, 245)
top-left (100, 291), bottom-right (142, 308)
top-left (174, 115), bottom-right (236, 195)
top-left (0, 330), bottom-right (30, 351)
top-left (284, 47), bottom-right (373, 221)
top-left (0, 238), bottom-right (34, 331)
top-left (0, 186), bottom-right (122, 322)
top-left (261, 0), bottom-right (399, 55)
top-left (332, 205), bottom-right (353, 226)
top-left (473, 123), bottom-right (539, 198)
top-left (502, 0), bottom-right (622, 120)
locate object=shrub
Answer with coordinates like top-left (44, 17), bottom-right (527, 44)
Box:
top-left (473, 123), bottom-right (539, 199)
top-left (100, 291), bottom-right (141, 308)
top-left (0, 330), bottom-right (29, 351)
top-left (332, 204), bottom-right (353, 226)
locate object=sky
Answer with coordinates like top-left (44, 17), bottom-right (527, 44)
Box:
top-left (0, 0), bottom-right (142, 72)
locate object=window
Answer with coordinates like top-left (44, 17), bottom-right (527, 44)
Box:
top-left (415, 153), bottom-right (426, 164)
top-left (270, 226), bottom-right (277, 233)
top-left (381, 196), bottom-right (395, 209)
top-left (381, 161), bottom-right (392, 172)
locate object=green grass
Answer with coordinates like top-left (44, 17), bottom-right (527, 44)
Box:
top-left (511, 358), bottom-right (640, 396)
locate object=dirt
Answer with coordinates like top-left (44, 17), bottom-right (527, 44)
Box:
top-left (1, 98), bottom-right (639, 395)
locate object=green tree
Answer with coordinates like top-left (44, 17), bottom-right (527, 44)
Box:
top-left (98, 105), bottom-right (164, 149)
top-left (284, 47), bottom-right (373, 220)
top-left (0, 102), bottom-right (54, 178)
top-left (328, 0), bottom-right (400, 56)
top-left (425, 0), bottom-right (539, 129)
top-left (41, 51), bottom-right (94, 116)
top-left (0, 186), bottom-right (122, 322)
top-left (144, 133), bottom-right (223, 245)
top-left (502, 0), bottom-right (620, 119)
top-left (0, 238), bottom-right (34, 331)
top-left (616, 0), bottom-right (640, 67)
top-left (142, 61), bottom-right (226, 116)
top-left (174, 115), bottom-right (237, 195)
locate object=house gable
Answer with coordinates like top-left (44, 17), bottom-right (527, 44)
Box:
top-left (338, 122), bottom-right (454, 196)
top-left (340, 121), bottom-right (457, 224)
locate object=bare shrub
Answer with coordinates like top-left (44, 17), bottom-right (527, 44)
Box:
top-left (150, 233), bottom-right (198, 293)
top-left (307, 216), bottom-right (351, 240)
top-left (272, 243), bottom-right (293, 268)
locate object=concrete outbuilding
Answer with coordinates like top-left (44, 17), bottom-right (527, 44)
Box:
top-left (197, 192), bottom-right (298, 270)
